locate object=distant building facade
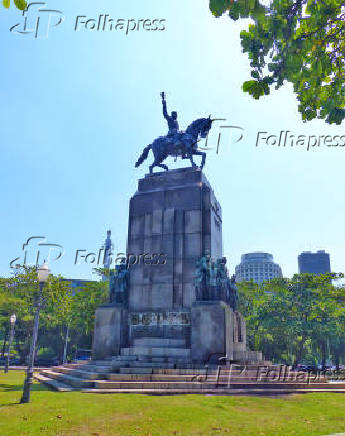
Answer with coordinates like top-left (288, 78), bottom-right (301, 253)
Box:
top-left (235, 252), bottom-right (283, 283)
top-left (298, 250), bottom-right (331, 275)
top-left (61, 278), bottom-right (95, 295)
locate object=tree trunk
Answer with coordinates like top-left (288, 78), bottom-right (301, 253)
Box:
top-left (62, 326), bottom-right (69, 364)
top-left (335, 351), bottom-right (340, 371)
top-left (21, 283), bottom-right (43, 404)
top-left (321, 341), bottom-right (327, 370)
top-left (1, 329), bottom-right (8, 358)
top-left (294, 338), bottom-right (306, 366)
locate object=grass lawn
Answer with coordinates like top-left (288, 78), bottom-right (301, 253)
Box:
top-left (0, 371), bottom-right (344, 436)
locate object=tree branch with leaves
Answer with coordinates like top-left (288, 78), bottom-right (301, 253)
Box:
top-left (2, 0), bottom-right (27, 10)
top-left (210, 0), bottom-right (345, 124)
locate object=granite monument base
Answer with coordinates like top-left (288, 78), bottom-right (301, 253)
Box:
top-left (92, 305), bottom-right (128, 360)
top-left (92, 168), bottom-right (265, 367)
top-left (191, 301), bottom-right (233, 363)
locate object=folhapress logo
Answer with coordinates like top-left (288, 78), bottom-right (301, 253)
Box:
top-left (10, 2), bottom-right (64, 38)
top-left (10, 236), bottom-right (65, 269)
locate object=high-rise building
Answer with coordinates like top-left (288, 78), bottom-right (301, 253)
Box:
top-left (235, 252), bottom-right (283, 283)
top-left (298, 250), bottom-right (331, 275)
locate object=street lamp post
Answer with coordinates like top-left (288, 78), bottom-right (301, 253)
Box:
top-left (4, 314), bottom-right (16, 373)
top-left (20, 263), bottom-right (49, 404)
top-left (62, 325), bottom-right (69, 365)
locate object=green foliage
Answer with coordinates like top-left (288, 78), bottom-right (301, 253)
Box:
top-left (209, 0), bottom-right (345, 124)
top-left (68, 281), bottom-right (108, 338)
top-left (243, 79), bottom-right (270, 99)
top-left (0, 268), bottom-right (108, 362)
top-left (0, 267), bottom-right (72, 361)
top-left (14, 0), bottom-right (26, 10)
top-left (210, 0), bottom-right (266, 20)
top-left (237, 273), bottom-right (345, 365)
top-left (2, 0), bottom-right (27, 9)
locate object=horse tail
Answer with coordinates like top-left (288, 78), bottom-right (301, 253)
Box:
top-left (135, 144), bottom-right (151, 168)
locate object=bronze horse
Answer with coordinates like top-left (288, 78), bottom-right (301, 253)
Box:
top-left (135, 117), bottom-right (214, 173)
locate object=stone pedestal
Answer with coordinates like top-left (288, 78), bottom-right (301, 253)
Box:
top-left (128, 168), bottom-right (222, 312)
top-left (126, 168), bottom-right (222, 346)
top-left (232, 311), bottom-right (248, 361)
top-left (92, 305), bottom-right (128, 360)
top-left (191, 301), bottom-right (234, 363)
top-left (92, 168), bottom-right (265, 367)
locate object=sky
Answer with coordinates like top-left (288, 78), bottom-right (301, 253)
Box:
top-left (1, 0), bottom-right (344, 281)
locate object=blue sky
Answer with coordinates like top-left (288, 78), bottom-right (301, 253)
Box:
top-left (1, 0), bottom-right (344, 280)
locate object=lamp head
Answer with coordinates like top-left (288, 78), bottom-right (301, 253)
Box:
top-left (10, 314), bottom-right (16, 324)
top-left (37, 263), bottom-right (50, 283)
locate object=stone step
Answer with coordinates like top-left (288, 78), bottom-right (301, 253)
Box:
top-left (133, 338), bottom-right (186, 348)
top-left (51, 366), bottom-right (108, 380)
top-left (36, 370), bottom-right (336, 394)
top-left (109, 362), bottom-right (129, 372)
top-left (63, 363), bottom-right (88, 369)
top-left (44, 365), bottom-right (299, 385)
top-left (141, 357), bottom-right (167, 363)
top-left (152, 368), bottom-right (212, 375)
top-left (94, 381), bottom-right (217, 390)
top-left (41, 370), bottom-right (94, 388)
top-left (118, 367), bottom-right (212, 375)
top-left (234, 362), bottom-right (272, 368)
top-left (34, 373), bottom-right (75, 392)
top-left (93, 380), bottom-right (339, 390)
top-left (105, 372), bottom-right (271, 383)
top-left (112, 355), bottom-right (138, 362)
top-left (114, 356), bottom-right (190, 365)
top-left (120, 347), bottom-right (191, 358)
top-left (106, 373), bottom-right (201, 382)
top-left (128, 362), bottom-right (175, 369)
top-left (86, 360), bottom-right (112, 366)
top-left (38, 367), bottom-right (335, 385)
top-left (82, 365), bottom-right (114, 373)
top-left (81, 386), bottom-right (345, 395)
top-left (120, 367), bottom-right (154, 374)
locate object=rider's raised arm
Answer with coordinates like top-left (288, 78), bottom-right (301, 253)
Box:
top-left (162, 98), bottom-right (169, 120)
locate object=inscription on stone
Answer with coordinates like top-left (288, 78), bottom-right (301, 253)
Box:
top-left (130, 312), bottom-right (190, 326)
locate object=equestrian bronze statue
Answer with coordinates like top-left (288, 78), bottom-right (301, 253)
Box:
top-left (135, 93), bottom-right (215, 173)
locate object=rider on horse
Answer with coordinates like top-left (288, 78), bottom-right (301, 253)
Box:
top-left (161, 92), bottom-right (179, 136)
top-left (135, 94), bottom-right (212, 173)
top-left (161, 92), bottom-right (187, 157)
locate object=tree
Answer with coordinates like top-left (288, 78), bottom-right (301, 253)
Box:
top-left (0, 267), bottom-right (72, 363)
top-left (209, 0), bottom-right (345, 124)
top-left (2, 0), bottom-right (27, 10)
top-left (64, 281), bottom-right (108, 358)
top-left (0, 266), bottom-right (73, 402)
top-left (0, 270), bottom-right (108, 364)
top-left (237, 273), bottom-right (345, 366)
